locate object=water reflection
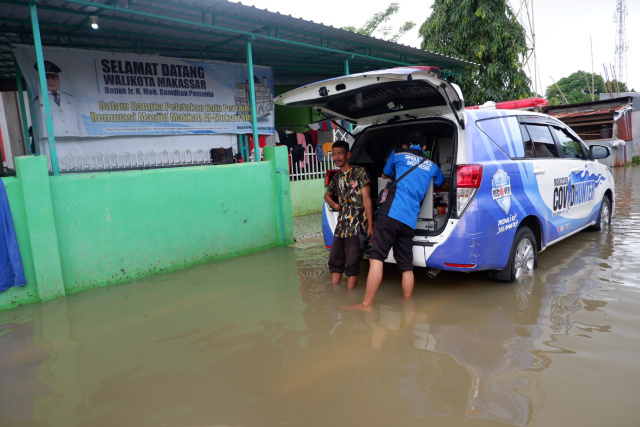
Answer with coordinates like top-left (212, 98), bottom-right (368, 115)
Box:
top-left (0, 168), bottom-right (638, 426)
top-left (0, 321), bottom-right (52, 424)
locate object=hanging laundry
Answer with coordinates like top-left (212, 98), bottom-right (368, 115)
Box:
top-left (306, 129), bottom-right (319, 146)
top-left (296, 133), bottom-right (308, 169)
top-left (248, 134), bottom-right (267, 154)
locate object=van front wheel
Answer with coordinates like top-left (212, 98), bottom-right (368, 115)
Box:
top-left (589, 196), bottom-right (611, 231)
top-left (486, 227), bottom-right (537, 282)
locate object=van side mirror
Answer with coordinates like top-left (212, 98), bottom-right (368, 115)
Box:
top-left (589, 145), bottom-right (610, 159)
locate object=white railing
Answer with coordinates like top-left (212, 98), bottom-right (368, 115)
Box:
top-left (289, 144), bottom-right (335, 181)
top-left (57, 144), bottom-right (338, 178)
top-left (59, 149), bottom-right (211, 173)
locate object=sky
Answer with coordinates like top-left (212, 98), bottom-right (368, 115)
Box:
top-left (232, 0), bottom-right (640, 97)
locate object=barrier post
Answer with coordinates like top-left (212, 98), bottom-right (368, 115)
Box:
top-left (264, 146), bottom-right (294, 245)
top-left (14, 155), bottom-right (65, 300)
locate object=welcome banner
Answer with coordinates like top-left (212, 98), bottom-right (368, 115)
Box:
top-left (14, 46), bottom-right (275, 137)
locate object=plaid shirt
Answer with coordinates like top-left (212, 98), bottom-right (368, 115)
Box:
top-left (327, 166), bottom-right (371, 238)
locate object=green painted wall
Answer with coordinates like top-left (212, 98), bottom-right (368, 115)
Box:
top-left (0, 147), bottom-right (293, 311)
top-left (290, 179), bottom-right (326, 217)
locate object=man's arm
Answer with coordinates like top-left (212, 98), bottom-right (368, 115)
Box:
top-left (361, 184), bottom-right (374, 236)
top-left (382, 149), bottom-right (396, 179)
top-left (433, 166), bottom-right (449, 191)
top-left (324, 190), bottom-right (340, 211)
top-left (436, 179), bottom-right (450, 191)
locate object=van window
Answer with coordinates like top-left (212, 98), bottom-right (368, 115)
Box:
top-left (520, 124), bottom-right (536, 158)
top-left (551, 126), bottom-right (586, 159)
top-left (525, 124), bottom-right (559, 158)
top-left (477, 117), bottom-right (525, 158)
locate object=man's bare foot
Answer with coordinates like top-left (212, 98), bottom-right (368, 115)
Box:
top-left (341, 303), bottom-right (373, 312)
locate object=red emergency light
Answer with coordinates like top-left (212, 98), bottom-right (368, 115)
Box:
top-left (466, 97), bottom-right (548, 110)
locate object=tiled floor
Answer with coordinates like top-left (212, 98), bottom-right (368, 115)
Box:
top-left (292, 212), bottom-right (322, 241)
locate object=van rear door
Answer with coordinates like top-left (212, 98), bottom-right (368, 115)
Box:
top-left (273, 67), bottom-right (465, 127)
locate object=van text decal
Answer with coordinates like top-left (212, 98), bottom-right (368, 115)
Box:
top-left (497, 213), bottom-right (518, 234)
top-left (552, 168), bottom-right (603, 216)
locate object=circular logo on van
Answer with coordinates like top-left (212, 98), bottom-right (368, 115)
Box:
top-left (492, 169), bottom-right (511, 214)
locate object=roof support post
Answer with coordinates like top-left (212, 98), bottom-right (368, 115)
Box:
top-left (246, 38), bottom-right (260, 162)
top-left (29, 0), bottom-right (60, 175)
top-left (14, 57), bottom-right (32, 155)
top-left (344, 58), bottom-right (353, 133)
top-left (25, 85), bottom-right (41, 155)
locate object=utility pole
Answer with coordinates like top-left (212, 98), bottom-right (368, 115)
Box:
top-left (614, 0), bottom-right (628, 84)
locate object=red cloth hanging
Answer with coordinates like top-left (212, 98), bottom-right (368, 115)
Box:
top-left (248, 134), bottom-right (267, 153)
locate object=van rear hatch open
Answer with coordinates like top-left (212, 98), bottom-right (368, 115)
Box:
top-left (273, 66), bottom-right (465, 128)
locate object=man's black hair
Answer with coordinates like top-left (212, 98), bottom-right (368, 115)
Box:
top-left (332, 140), bottom-right (350, 152)
top-left (404, 131), bottom-right (426, 148)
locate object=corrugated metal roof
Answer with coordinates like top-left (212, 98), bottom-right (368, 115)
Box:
top-left (548, 104), bottom-right (627, 120)
top-left (0, 0), bottom-right (475, 87)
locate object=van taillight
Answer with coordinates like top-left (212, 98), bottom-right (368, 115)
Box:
top-left (457, 164), bottom-right (483, 188)
top-left (456, 164), bottom-right (483, 216)
top-left (325, 169), bottom-right (339, 187)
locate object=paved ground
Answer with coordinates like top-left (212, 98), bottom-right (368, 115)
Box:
top-left (292, 212), bottom-right (322, 241)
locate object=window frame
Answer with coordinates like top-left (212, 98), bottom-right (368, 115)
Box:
top-left (549, 125), bottom-right (589, 160)
top-left (475, 116), bottom-right (526, 160)
top-left (517, 115), bottom-right (590, 160)
top-left (523, 123), bottom-right (561, 158)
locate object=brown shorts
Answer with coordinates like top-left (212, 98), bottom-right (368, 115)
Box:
top-left (328, 236), bottom-right (364, 276)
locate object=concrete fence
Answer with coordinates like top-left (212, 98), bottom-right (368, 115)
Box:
top-left (0, 146), bottom-right (293, 311)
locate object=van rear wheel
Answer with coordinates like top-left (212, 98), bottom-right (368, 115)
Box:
top-left (486, 227), bottom-right (537, 282)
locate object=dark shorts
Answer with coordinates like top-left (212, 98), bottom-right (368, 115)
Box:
top-left (328, 236), bottom-right (364, 276)
top-left (369, 214), bottom-right (415, 272)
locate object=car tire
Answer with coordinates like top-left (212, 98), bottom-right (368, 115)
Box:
top-left (589, 196), bottom-right (611, 231)
top-left (486, 226), bottom-right (537, 282)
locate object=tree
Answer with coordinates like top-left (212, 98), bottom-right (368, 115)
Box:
top-left (419, 0), bottom-right (531, 106)
top-left (546, 71), bottom-right (632, 105)
top-left (342, 3), bottom-right (415, 43)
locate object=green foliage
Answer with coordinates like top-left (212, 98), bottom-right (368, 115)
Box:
top-left (545, 71), bottom-right (632, 105)
top-left (419, 0), bottom-right (532, 106)
top-left (342, 2), bottom-right (415, 42)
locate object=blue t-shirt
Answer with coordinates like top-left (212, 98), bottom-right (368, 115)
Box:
top-left (378, 145), bottom-right (446, 228)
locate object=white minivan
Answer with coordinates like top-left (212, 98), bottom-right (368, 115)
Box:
top-left (274, 66), bottom-right (615, 281)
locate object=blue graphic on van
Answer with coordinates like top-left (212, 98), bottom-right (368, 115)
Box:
top-left (491, 169), bottom-right (512, 214)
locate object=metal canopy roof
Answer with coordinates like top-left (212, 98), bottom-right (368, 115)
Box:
top-left (0, 0), bottom-right (475, 89)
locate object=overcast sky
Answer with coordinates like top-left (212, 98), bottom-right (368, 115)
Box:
top-left (233, 0), bottom-right (639, 96)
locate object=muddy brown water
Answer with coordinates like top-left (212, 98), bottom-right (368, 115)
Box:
top-left (1, 167), bottom-right (639, 427)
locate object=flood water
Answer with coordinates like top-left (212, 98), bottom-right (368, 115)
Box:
top-left (1, 167), bottom-right (639, 427)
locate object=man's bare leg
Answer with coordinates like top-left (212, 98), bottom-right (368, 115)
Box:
top-left (342, 259), bottom-right (384, 311)
top-left (401, 270), bottom-right (414, 298)
top-left (347, 275), bottom-right (358, 289)
top-left (331, 272), bottom-right (343, 285)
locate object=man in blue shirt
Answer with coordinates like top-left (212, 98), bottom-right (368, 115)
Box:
top-left (347, 131), bottom-right (449, 310)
